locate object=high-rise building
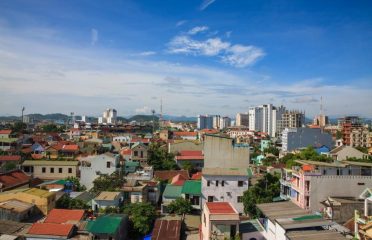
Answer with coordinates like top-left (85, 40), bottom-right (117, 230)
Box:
top-left (98, 108), bottom-right (117, 125)
top-left (248, 104), bottom-right (286, 137)
top-left (313, 97), bottom-right (329, 127)
top-left (339, 116), bottom-right (363, 146)
top-left (219, 116), bottom-right (231, 129)
top-left (213, 115), bottom-right (221, 129)
top-left (197, 115), bottom-right (213, 130)
top-left (235, 113), bottom-right (249, 127)
top-left (277, 110), bottom-right (305, 136)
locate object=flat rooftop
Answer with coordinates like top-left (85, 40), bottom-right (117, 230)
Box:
top-left (202, 168), bottom-right (248, 176)
top-left (0, 200), bottom-right (34, 213)
top-left (286, 230), bottom-right (347, 240)
top-left (152, 219), bottom-right (182, 240)
top-left (206, 202), bottom-right (238, 214)
top-left (95, 191), bottom-right (120, 201)
top-left (257, 201), bottom-right (309, 220)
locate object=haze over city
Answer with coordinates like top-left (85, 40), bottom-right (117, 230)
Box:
top-left (1, 0), bottom-right (372, 117)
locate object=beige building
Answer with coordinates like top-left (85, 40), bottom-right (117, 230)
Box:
top-left (203, 134), bottom-right (250, 168)
top-left (22, 160), bottom-right (79, 180)
top-left (329, 145), bottom-right (368, 161)
top-left (350, 127), bottom-right (370, 148)
top-left (235, 113), bottom-right (249, 127)
top-left (131, 142), bottom-right (148, 164)
top-left (0, 188), bottom-right (55, 215)
top-left (168, 140), bottom-right (203, 154)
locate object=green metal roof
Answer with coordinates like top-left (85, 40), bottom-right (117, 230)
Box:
top-left (85, 214), bottom-right (124, 234)
top-left (239, 219), bottom-right (264, 233)
top-left (181, 180), bottom-right (201, 195)
top-left (125, 161), bottom-right (140, 167)
top-left (292, 214), bottom-right (322, 221)
top-left (163, 184), bottom-right (183, 199)
top-left (247, 168), bottom-right (254, 178)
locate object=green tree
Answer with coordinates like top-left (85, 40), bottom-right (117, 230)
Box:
top-left (122, 202), bottom-right (156, 237)
top-left (336, 130), bottom-right (342, 140)
top-left (167, 197), bottom-right (193, 217)
top-left (148, 143), bottom-right (178, 170)
top-left (11, 122), bottom-right (27, 134)
top-left (91, 172), bottom-right (124, 192)
top-left (41, 124), bottom-right (60, 132)
top-left (56, 195), bottom-right (89, 210)
top-left (243, 173), bottom-right (280, 218)
top-left (263, 146), bottom-right (280, 156)
top-left (65, 176), bottom-right (86, 191)
top-left (4, 162), bottom-right (17, 171)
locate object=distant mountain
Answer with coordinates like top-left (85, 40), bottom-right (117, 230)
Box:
top-left (162, 115), bottom-right (197, 122)
top-left (128, 115), bottom-right (159, 122)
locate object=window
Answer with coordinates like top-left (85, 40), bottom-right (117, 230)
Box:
top-left (237, 196), bottom-right (243, 203)
top-left (42, 167), bottom-right (46, 173)
top-left (134, 151), bottom-right (138, 157)
top-left (221, 180), bottom-right (225, 187)
top-left (204, 214), bottom-right (206, 226)
top-left (207, 180), bottom-right (211, 187)
top-left (208, 196), bottom-right (214, 202)
top-left (106, 162), bottom-right (111, 168)
top-left (68, 168), bottom-right (72, 173)
top-left (59, 168), bottom-right (63, 173)
top-left (50, 167), bottom-right (54, 173)
top-left (216, 180), bottom-right (219, 187)
top-left (238, 181), bottom-right (244, 187)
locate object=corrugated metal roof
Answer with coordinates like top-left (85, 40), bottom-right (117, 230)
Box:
top-left (163, 185), bottom-right (183, 199)
top-left (181, 180), bottom-right (201, 195)
top-left (85, 214), bottom-right (125, 234)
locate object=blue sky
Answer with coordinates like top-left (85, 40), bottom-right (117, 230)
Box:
top-left (0, 0), bottom-right (371, 118)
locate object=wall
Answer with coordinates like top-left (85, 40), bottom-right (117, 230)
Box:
top-left (201, 175), bottom-right (248, 213)
top-left (309, 175), bottom-right (372, 212)
top-left (203, 135), bottom-right (250, 168)
top-left (282, 128), bottom-right (333, 152)
top-left (168, 141), bottom-right (203, 154)
top-left (32, 165), bottom-right (78, 180)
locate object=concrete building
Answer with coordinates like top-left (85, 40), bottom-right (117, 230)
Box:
top-left (280, 160), bottom-right (372, 212)
top-left (85, 214), bottom-right (128, 240)
top-left (201, 168), bottom-right (249, 213)
top-left (339, 116), bottom-right (363, 146)
top-left (281, 127), bottom-right (333, 152)
top-left (213, 115), bottom-right (221, 129)
top-left (201, 202), bottom-right (240, 240)
top-left (329, 145), bottom-right (369, 161)
top-left (220, 116), bottom-right (232, 129)
top-left (350, 127), bottom-right (370, 148)
top-left (249, 104), bottom-right (286, 137)
top-left (313, 114), bottom-right (329, 128)
top-left (235, 113), bottom-right (249, 127)
top-left (175, 150), bottom-right (204, 170)
top-left (130, 142), bottom-right (148, 164)
top-left (354, 188), bottom-right (372, 240)
top-left (92, 191), bottom-right (123, 211)
top-left (203, 134), bottom-right (250, 168)
top-left (257, 201), bottom-right (346, 240)
top-left (79, 153), bottom-right (120, 190)
top-left (22, 160), bottom-right (79, 180)
top-left (197, 115), bottom-right (213, 130)
top-left (98, 108), bottom-right (117, 125)
top-left (276, 110), bottom-right (305, 137)
top-left (168, 141), bottom-right (203, 154)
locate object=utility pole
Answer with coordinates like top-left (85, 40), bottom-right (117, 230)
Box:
top-left (151, 109), bottom-right (155, 133)
top-left (21, 106), bottom-right (25, 123)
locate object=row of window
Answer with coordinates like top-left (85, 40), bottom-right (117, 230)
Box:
top-left (207, 196), bottom-right (243, 203)
top-left (41, 167), bottom-right (73, 174)
top-left (206, 180), bottom-right (245, 187)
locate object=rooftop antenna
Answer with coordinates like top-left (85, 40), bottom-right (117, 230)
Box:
top-left (320, 96), bottom-right (324, 115)
top-left (159, 97), bottom-right (163, 129)
top-left (21, 106), bottom-right (25, 123)
top-left (151, 109), bottom-right (156, 133)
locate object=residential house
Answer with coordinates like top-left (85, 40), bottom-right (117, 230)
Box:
top-left (168, 140), bottom-right (203, 154)
top-left (175, 150), bottom-right (204, 170)
top-left (257, 201), bottom-right (346, 240)
top-left (31, 142), bottom-right (46, 154)
top-left (173, 132), bottom-right (198, 141)
top-left (330, 145), bottom-right (369, 161)
top-left (124, 161), bottom-right (140, 175)
top-left (122, 179), bottom-right (148, 203)
top-left (154, 170), bottom-right (189, 182)
top-left (0, 170), bottom-right (31, 192)
top-left (202, 168), bottom-right (249, 213)
top-left (60, 144), bottom-right (79, 158)
top-left (0, 155), bottom-right (22, 171)
top-left (159, 130), bottom-right (170, 141)
top-left (0, 188), bottom-right (55, 215)
top-left (92, 191), bottom-right (123, 211)
top-left (161, 184), bottom-right (183, 213)
top-left (315, 145), bottom-right (331, 155)
top-left (125, 166), bottom-right (153, 181)
top-left (181, 180), bottom-right (201, 210)
top-left (113, 135), bottom-right (131, 143)
top-left (69, 191), bottom-right (96, 207)
top-left (280, 160), bottom-right (372, 212)
top-left (130, 142), bottom-right (148, 164)
top-left (69, 128), bottom-right (81, 140)
top-left (321, 196), bottom-right (367, 223)
top-left (44, 143), bottom-right (63, 159)
top-left (121, 148), bottom-right (132, 161)
top-left (152, 219), bottom-right (181, 240)
top-left (0, 130), bottom-right (18, 151)
top-left (201, 202), bottom-right (240, 240)
top-left (354, 188), bottom-right (372, 240)
top-left (85, 214), bottom-right (128, 240)
top-left (22, 160), bottom-right (79, 180)
top-left (79, 153), bottom-right (120, 190)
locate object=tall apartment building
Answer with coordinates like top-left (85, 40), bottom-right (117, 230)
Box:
top-left (313, 114), bottom-right (329, 128)
top-left (197, 115), bottom-right (214, 129)
top-left (276, 110), bottom-right (305, 136)
top-left (339, 116), bottom-right (364, 146)
top-left (248, 104), bottom-right (286, 137)
top-left (350, 128), bottom-right (369, 148)
top-left (212, 115), bottom-right (221, 129)
top-left (280, 160), bottom-right (372, 212)
top-left (98, 108), bottom-right (117, 125)
top-left (219, 116), bottom-right (231, 129)
top-left (235, 113), bottom-right (249, 127)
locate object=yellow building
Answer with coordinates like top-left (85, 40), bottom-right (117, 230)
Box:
top-left (0, 188), bottom-right (56, 215)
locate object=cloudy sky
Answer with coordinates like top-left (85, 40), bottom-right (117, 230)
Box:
top-left (0, 0), bottom-right (371, 118)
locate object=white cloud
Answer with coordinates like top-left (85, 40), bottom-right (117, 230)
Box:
top-left (138, 51), bottom-right (156, 56)
top-left (222, 44), bottom-right (265, 68)
top-left (176, 20), bottom-right (187, 27)
top-left (135, 106), bottom-right (151, 114)
top-left (188, 26), bottom-right (209, 35)
top-left (168, 31), bottom-right (264, 67)
top-left (200, 0), bottom-right (216, 10)
top-left (91, 28), bottom-right (98, 46)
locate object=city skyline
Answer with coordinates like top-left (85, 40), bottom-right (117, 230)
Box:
top-left (1, 0), bottom-right (372, 117)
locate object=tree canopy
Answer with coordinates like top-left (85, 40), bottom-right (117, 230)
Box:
top-left (91, 172), bottom-right (124, 192)
top-left (167, 197), bottom-right (193, 216)
top-left (147, 142), bottom-right (178, 170)
top-left (122, 202), bottom-right (156, 237)
top-left (243, 173), bottom-right (280, 218)
top-left (56, 195), bottom-right (89, 210)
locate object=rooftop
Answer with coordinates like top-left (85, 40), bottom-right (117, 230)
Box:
top-left (286, 230), bottom-right (347, 240)
top-left (0, 200), bottom-right (34, 213)
top-left (256, 201), bottom-right (309, 220)
top-left (202, 168), bottom-right (248, 176)
top-left (27, 223), bottom-right (74, 237)
top-left (154, 170), bottom-right (189, 181)
top-left (152, 219), bottom-right (181, 240)
top-left (23, 188), bottom-right (55, 198)
top-left (44, 209), bottom-right (85, 224)
top-left (0, 170), bottom-right (31, 190)
top-left (0, 130), bottom-right (12, 135)
top-left (181, 180), bottom-right (201, 195)
top-left (206, 202), bottom-right (238, 214)
top-left (163, 184), bottom-right (183, 199)
top-left (85, 214), bottom-right (126, 234)
top-left (0, 155), bottom-right (21, 161)
top-left (95, 191), bottom-right (121, 201)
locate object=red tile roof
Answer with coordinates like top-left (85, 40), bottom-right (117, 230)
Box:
top-left (131, 138), bottom-right (150, 143)
top-left (173, 132), bottom-right (197, 137)
top-left (176, 156), bottom-right (204, 161)
top-left (121, 149), bottom-right (132, 155)
top-left (302, 165), bottom-right (314, 171)
top-left (199, 129), bottom-right (219, 134)
top-left (62, 144), bottom-right (79, 152)
top-left (0, 170), bottom-right (31, 190)
top-left (206, 202), bottom-right (237, 214)
top-left (179, 150), bottom-right (203, 156)
top-left (28, 223), bottom-right (74, 237)
top-left (44, 209), bottom-right (85, 224)
top-left (0, 155), bottom-right (21, 161)
top-left (154, 170), bottom-right (189, 181)
top-left (191, 172), bottom-right (202, 180)
top-left (31, 154), bottom-right (44, 160)
top-left (21, 147), bottom-right (33, 154)
top-left (0, 130), bottom-right (12, 135)
top-left (171, 174), bottom-right (187, 186)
